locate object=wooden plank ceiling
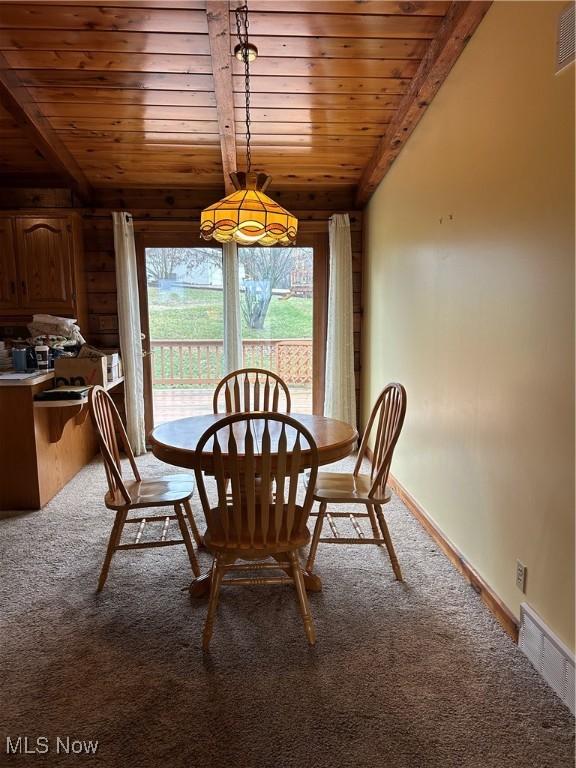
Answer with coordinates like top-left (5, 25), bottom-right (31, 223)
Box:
top-left (0, 1), bottom-right (490, 205)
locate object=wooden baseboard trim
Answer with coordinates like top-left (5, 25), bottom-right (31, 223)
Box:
top-left (385, 470), bottom-right (519, 643)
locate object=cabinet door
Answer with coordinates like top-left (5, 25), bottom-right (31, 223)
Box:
top-left (15, 217), bottom-right (75, 312)
top-left (0, 219), bottom-right (19, 309)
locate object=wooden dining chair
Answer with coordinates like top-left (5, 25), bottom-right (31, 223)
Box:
top-left (305, 383), bottom-right (407, 580)
top-left (89, 386), bottom-right (202, 591)
top-left (213, 367), bottom-right (291, 413)
top-left (194, 412), bottom-right (319, 648)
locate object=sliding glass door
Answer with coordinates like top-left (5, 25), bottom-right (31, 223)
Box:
top-left (137, 231), bottom-right (326, 430)
top-left (238, 246), bottom-right (314, 414)
top-left (144, 245), bottom-right (224, 425)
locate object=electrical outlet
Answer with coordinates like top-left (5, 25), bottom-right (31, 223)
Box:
top-left (516, 560), bottom-right (527, 592)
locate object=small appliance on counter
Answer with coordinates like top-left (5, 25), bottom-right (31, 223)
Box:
top-left (12, 347), bottom-right (28, 372)
top-left (35, 343), bottom-right (50, 370)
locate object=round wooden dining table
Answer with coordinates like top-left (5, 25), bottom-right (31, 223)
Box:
top-left (149, 412), bottom-right (358, 595)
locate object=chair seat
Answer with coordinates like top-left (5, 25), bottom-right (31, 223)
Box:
top-left (105, 473), bottom-right (195, 510)
top-left (308, 472), bottom-right (392, 504)
top-left (204, 504), bottom-right (310, 555)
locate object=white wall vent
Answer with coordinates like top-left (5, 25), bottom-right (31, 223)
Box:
top-left (519, 603), bottom-right (575, 714)
top-left (556, 2), bottom-right (575, 73)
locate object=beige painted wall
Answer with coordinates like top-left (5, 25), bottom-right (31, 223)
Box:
top-left (363, 1), bottom-right (575, 650)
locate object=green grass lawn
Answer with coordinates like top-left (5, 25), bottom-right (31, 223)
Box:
top-left (148, 286), bottom-right (312, 340)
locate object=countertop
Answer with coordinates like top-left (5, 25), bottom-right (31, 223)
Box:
top-left (0, 372), bottom-right (124, 390)
top-left (0, 372), bottom-right (55, 387)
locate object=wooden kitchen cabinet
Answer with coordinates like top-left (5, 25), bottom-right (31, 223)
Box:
top-left (0, 218), bottom-right (19, 310)
top-left (0, 212), bottom-right (86, 327)
top-left (15, 217), bottom-right (75, 312)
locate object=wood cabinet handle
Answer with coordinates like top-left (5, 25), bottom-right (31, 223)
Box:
top-left (21, 280), bottom-right (27, 294)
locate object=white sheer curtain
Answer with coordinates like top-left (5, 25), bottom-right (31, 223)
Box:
top-left (325, 213), bottom-right (357, 428)
top-left (222, 241), bottom-right (242, 374)
top-left (112, 211), bottom-right (146, 455)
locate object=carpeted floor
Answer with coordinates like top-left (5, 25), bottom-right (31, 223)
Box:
top-left (0, 453), bottom-right (573, 768)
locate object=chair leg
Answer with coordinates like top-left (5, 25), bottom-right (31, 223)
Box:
top-left (288, 551), bottom-right (316, 646)
top-left (305, 501), bottom-right (327, 573)
top-left (97, 507), bottom-right (127, 592)
top-left (367, 503), bottom-right (383, 544)
top-left (375, 504), bottom-right (403, 581)
top-left (174, 503), bottom-right (201, 577)
top-left (183, 498), bottom-right (203, 548)
top-left (203, 555), bottom-right (225, 650)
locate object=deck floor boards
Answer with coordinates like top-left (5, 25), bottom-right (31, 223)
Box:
top-left (153, 386), bottom-right (312, 424)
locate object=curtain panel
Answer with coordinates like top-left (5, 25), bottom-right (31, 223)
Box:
top-left (112, 211), bottom-right (146, 455)
top-left (325, 213), bottom-right (357, 428)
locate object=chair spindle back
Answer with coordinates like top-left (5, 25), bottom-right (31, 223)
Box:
top-left (89, 385), bottom-right (141, 505)
top-left (195, 412), bottom-right (317, 549)
top-left (213, 368), bottom-right (291, 414)
top-left (355, 383), bottom-right (407, 498)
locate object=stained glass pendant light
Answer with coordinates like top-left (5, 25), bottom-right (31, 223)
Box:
top-left (200, 4), bottom-right (298, 246)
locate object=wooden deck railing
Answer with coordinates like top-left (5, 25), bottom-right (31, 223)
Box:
top-left (151, 339), bottom-right (313, 386)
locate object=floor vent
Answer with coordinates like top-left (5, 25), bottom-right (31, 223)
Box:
top-left (519, 603), bottom-right (575, 714)
top-left (556, 2), bottom-right (575, 73)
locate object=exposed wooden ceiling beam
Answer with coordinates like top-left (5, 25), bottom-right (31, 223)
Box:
top-left (356, 1), bottom-right (492, 207)
top-left (0, 52), bottom-right (92, 202)
top-left (206, 1), bottom-right (237, 195)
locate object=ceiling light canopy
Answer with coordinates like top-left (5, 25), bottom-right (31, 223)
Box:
top-left (234, 42), bottom-right (258, 63)
top-left (200, 3), bottom-right (298, 248)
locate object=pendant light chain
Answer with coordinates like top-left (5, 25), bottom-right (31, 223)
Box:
top-left (235, 4), bottom-right (252, 174)
top-left (200, 2), bottom-right (298, 246)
